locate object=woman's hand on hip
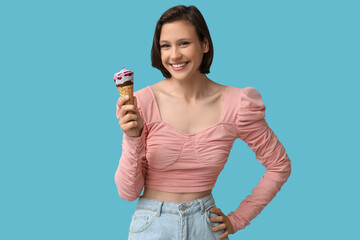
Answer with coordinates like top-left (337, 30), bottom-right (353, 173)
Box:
top-left (209, 207), bottom-right (235, 239)
top-left (116, 95), bottom-right (144, 137)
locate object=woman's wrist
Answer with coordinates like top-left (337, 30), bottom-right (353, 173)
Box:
top-left (123, 126), bottom-right (145, 149)
top-left (125, 126), bottom-right (144, 138)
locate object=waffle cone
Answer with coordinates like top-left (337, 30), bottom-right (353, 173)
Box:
top-left (117, 84), bottom-right (134, 105)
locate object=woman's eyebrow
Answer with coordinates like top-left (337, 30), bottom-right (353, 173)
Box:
top-left (177, 38), bottom-right (191, 42)
top-left (159, 38), bottom-right (191, 44)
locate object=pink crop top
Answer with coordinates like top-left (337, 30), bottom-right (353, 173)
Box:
top-left (114, 85), bottom-right (291, 233)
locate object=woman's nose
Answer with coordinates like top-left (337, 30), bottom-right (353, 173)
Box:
top-left (171, 46), bottom-right (181, 60)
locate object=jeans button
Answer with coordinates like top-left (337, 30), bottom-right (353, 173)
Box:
top-left (181, 206), bottom-right (186, 211)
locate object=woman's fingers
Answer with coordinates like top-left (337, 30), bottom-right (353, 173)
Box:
top-left (116, 96), bottom-right (126, 118)
top-left (119, 113), bottom-right (138, 130)
top-left (209, 207), bottom-right (234, 239)
top-left (120, 119), bottom-right (139, 131)
top-left (212, 222), bottom-right (226, 231)
top-left (219, 231), bottom-right (230, 239)
top-left (209, 208), bottom-right (224, 219)
top-left (209, 208), bottom-right (224, 230)
top-left (117, 103), bottom-right (136, 120)
top-left (116, 95), bottom-right (133, 117)
top-left (119, 113), bottom-right (137, 124)
top-left (117, 95), bottom-right (129, 108)
top-left (210, 215), bottom-right (225, 230)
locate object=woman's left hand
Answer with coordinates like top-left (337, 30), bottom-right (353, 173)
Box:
top-left (209, 207), bottom-right (235, 239)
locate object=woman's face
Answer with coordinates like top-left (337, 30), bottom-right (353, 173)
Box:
top-left (159, 20), bottom-right (209, 81)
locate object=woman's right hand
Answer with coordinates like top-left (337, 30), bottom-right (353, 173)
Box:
top-left (116, 95), bottom-right (144, 137)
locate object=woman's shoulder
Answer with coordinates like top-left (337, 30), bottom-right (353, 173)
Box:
top-left (148, 79), bottom-right (172, 96)
top-left (227, 85), bottom-right (261, 94)
top-left (226, 86), bottom-right (265, 115)
top-left (226, 86), bottom-right (263, 101)
top-left (133, 85), bottom-right (153, 100)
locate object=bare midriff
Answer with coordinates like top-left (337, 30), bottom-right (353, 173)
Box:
top-left (141, 186), bottom-right (212, 203)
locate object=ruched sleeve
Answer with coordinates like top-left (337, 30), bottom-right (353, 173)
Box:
top-left (227, 87), bottom-right (292, 233)
top-left (114, 101), bottom-right (148, 202)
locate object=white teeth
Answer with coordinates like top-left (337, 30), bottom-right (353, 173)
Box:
top-left (172, 63), bottom-right (187, 67)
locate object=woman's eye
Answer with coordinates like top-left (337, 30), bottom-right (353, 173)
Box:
top-left (160, 44), bottom-right (170, 48)
top-left (180, 42), bottom-right (189, 46)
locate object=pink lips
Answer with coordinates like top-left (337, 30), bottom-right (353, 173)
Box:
top-left (170, 62), bottom-right (188, 71)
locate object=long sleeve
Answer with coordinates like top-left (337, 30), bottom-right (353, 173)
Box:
top-left (114, 103), bottom-right (148, 202)
top-left (227, 87), bottom-right (292, 233)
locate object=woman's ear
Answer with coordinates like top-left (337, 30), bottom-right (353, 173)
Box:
top-left (202, 38), bottom-right (209, 54)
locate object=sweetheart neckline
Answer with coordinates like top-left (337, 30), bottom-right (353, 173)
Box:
top-left (147, 85), bottom-right (229, 136)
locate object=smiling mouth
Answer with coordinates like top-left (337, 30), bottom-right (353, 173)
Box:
top-left (170, 62), bottom-right (189, 71)
top-left (170, 62), bottom-right (188, 67)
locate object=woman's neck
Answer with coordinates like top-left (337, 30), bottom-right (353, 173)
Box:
top-left (166, 74), bottom-right (213, 101)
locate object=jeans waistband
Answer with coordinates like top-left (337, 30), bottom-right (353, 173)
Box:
top-left (136, 193), bottom-right (215, 217)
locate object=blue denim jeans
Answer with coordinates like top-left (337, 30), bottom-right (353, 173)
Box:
top-left (128, 193), bottom-right (230, 240)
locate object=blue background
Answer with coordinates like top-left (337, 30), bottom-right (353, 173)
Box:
top-left (1, 0), bottom-right (359, 239)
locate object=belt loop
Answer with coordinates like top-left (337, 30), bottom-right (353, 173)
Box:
top-left (155, 201), bottom-right (163, 217)
top-left (198, 199), bottom-right (205, 215)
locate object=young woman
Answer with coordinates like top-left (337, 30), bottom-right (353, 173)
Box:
top-left (115, 5), bottom-right (291, 240)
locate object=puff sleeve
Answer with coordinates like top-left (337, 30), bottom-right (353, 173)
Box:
top-left (114, 97), bottom-right (148, 202)
top-left (227, 87), bottom-right (292, 233)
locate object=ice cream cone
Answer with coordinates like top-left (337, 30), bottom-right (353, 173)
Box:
top-left (114, 67), bottom-right (135, 114)
top-left (117, 84), bottom-right (134, 105)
